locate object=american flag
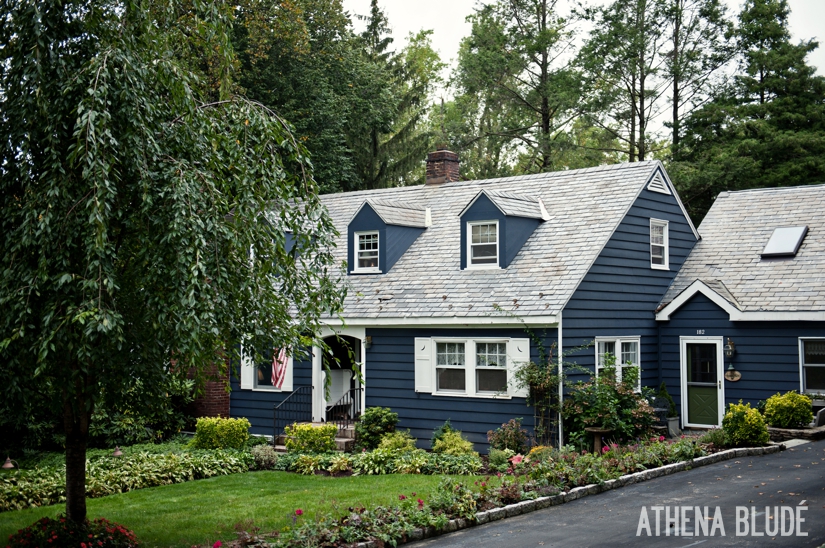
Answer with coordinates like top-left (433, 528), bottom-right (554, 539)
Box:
top-left (272, 348), bottom-right (288, 388)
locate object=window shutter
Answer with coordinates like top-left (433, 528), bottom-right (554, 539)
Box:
top-left (507, 338), bottom-right (530, 398)
top-left (240, 348), bottom-right (254, 390)
top-left (414, 338), bottom-right (433, 393)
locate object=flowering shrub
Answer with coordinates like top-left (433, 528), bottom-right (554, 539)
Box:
top-left (723, 401), bottom-right (770, 447)
top-left (487, 418), bottom-right (529, 453)
top-left (562, 361), bottom-right (656, 447)
top-left (6, 516), bottom-right (139, 547)
top-left (763, 391), bottom-right (813, 428)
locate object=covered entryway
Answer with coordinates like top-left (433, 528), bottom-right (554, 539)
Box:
top-left (312, 328), bottom-right (365, 424)
top-left (680, 337), bottom-right (724, 427)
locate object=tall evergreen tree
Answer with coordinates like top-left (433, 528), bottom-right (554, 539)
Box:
top-left (671, 0), bottom-right (825, 222)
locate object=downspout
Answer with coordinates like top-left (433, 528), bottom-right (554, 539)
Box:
top-left (657, 317), bottom-right (663, 389)
top-left (558, 311), bottom-right (564, 448)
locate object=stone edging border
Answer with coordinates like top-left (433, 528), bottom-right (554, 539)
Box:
top-left (355, 444), bottom-right (784, 548)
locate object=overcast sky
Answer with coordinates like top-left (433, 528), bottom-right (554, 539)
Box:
top-left (342, 0), bottom-right (825, 76)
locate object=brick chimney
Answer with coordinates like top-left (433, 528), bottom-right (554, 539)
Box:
top-left (425, 146), bottom-right (460, 185)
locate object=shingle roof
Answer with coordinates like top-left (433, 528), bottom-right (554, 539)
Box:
top-left (361, 198), bottom-right (429, 228)
top-left (484, 190), bottom-right (548, 220)
top-left (321, 161), bottom-right (663, 321)
top-left (660, 184), bottom-right (825, 312)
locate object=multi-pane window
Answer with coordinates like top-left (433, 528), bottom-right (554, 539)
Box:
top-left (355, 232), bottom-right (379, 272)
top-left (476, 342), bottom-right (508, 393)
top-left (801, 339), bottom-right (825, 393)
top-left (469, 221), bottom-right (498, 267)
top-left (436, 342), bottom-right (466, 392)
top-left (650, 219), bottom-right (669, 269)
top-left (596, 337), bottom-right (641, 389)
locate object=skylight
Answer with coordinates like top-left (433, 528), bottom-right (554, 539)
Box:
top-left (761, 226), bottom-right (808, 258)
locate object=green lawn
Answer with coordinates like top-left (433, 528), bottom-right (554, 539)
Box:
top-left (0, 471), bottom-right (474, 547)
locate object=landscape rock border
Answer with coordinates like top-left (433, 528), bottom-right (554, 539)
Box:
top-left (354, 444), bottom-right (785, 548)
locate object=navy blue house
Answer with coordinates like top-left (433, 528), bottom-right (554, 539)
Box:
top-left (229, 151), bottom-right (709, 449)
top-left (655, 185), bottom-right (825, 428)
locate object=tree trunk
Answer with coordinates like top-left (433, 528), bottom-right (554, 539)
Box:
top-left (63, 368), bottom-right (92, 522)
top-left (671, 0), bottom-right (681, 155)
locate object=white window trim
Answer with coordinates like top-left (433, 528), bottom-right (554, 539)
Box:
top-left (425, 337), bottom-right (527, 399)
top-left (240, 345), bottom-right (294, 392)
top-left (799, 337), bottom-right (825, 394)
top-left (353, 230), bottom-right (381, 274)
top-left (595, 336), bottom-right (641, 392)
top-left (467, 220), bottom-right (500, 270)
top-left (650, 218), bottom-right (669, 270)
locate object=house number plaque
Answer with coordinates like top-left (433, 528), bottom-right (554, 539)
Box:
top-left (724, 370), bottom-right (742, 382)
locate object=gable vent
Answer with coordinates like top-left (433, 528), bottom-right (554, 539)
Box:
top-left (647, 172), bottom-right (671, 195)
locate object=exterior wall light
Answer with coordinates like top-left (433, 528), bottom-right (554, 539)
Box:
top-left (2, 457), bottom-right (17, 469)
top-left (365, 336), bottom-right (372, 350)
top-left (724, 338), bottom-right (736, 358)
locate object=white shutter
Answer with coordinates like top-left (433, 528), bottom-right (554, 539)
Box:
top-left (414, 338), bottom-right (434, 393)
top-left (240, 345), bottom-right (254, 390)
top-left (281, 356), bottom-right (294, 392)
top-left (507, 338), bottom-right (530, 398)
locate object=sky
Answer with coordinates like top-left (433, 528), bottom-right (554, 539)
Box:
top-left (342, 0), bottom-right (825, 77)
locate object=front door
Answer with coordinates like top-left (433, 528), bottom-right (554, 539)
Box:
top-left (681, 337), bottom-right (724, 427)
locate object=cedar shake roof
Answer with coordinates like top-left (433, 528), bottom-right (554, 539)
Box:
top-left (660, 184), bottom-right (825, 313)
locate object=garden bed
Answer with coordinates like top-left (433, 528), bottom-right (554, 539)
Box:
top-left (349, 444), bottom-right (785, 548)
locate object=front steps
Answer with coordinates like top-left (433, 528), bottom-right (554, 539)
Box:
top-left (273, 422), bottom-right (355, 453)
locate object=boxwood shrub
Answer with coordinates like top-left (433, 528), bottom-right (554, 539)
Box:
top-left (190, 417), bottom-right (250, 449)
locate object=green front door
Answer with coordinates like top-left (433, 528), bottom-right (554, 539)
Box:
top-left (685, 342), bottom-right (720, 426)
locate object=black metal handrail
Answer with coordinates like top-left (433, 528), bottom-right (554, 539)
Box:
top-left (326, 387), bottom-right (361, 430)
top-left (273, 386), bottom-right (313, 439)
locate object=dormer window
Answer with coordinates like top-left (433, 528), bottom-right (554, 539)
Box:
top-left (355, 231), bottom-right (380, 273)
top-left (469, 221), bottom-right (499, 267)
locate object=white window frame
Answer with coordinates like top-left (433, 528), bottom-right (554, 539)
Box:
top-left (799, 338), bottom-right (825, 394)
top-left (595, 336), bottom-right (641, 391)
top-left (422, 338), bottom-right (527, 399)
top-left (435, 340), bottom-right (467, 393)
top-left (650, 219), bottom-right (669, 270)
top-left (354, 231), bottom-right (381, 273)
top-left (467, 220), bottom-right (500, 269)
top-left (240, 344), bottom-right (293, 392)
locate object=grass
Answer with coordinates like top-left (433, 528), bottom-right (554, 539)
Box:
top-left (0, 471), bottom-right (474, 547)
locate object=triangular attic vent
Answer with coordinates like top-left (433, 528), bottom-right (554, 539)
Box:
top-left (647, 172), bottom-right (671, 195)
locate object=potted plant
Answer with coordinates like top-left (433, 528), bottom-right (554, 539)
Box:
top-left (653, 382), bottom-right (681, 437)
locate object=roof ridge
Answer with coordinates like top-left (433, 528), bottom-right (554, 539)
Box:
top-left (720, 183), bottom-right (825, 197)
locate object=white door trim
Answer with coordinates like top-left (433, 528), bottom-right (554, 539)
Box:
top-left (314, 327), bottom-right (366, 422)
top-left (680, 336), bottom-right (725, 428)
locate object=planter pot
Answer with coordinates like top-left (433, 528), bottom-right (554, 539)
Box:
top-left (667, 417), bottom-right (681, 438)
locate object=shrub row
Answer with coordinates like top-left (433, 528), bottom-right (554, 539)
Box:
top-left (0, 450), bottom-right (252, 512)
top-left (251, 448), bottom-right (482, 476)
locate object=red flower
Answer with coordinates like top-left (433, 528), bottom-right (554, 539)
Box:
top-left (213, 542), bottom-right (223, 548)
top-left (398, 495), bottom-right (406, 500)
top-left (295, 509), bottom-right (303, 516)
top-left (417, 499), bottom-right (424, 509)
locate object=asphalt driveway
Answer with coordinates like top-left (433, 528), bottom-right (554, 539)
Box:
top-left (408, 439), bottom-right (825, 547)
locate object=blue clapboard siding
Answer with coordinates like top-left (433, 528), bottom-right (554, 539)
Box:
top-left (365, 328), bottom-right (557, 450)
top-left (659, 292), bottom-right (825, 413)
top-left (562, 187), bottom-right (698, 387)
top-left (229, 355), bottom-right (313, 437)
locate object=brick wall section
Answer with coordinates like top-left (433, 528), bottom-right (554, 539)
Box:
top-left (425, 147), bottom-right (460, 184)
top-left (190, 363), bottom-right (230, 418)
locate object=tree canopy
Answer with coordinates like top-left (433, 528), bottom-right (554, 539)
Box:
top-left (0, 0), bottom-right (344, 521)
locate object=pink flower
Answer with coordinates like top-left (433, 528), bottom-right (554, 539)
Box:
top-left (213, 542), bottom-right (222, 548)
top-left (602, 445), bottom-right (610, 453)
top-left (659, 436), bottom-right (665, 442)
top-left (509, 454), bottom-right (524, 465)
top-left (295, 509), bottom-right (303, 516)
top-left (399, 494), bottom-right (407, 500)
top-left (417, 498), bottom-right (424, 509)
